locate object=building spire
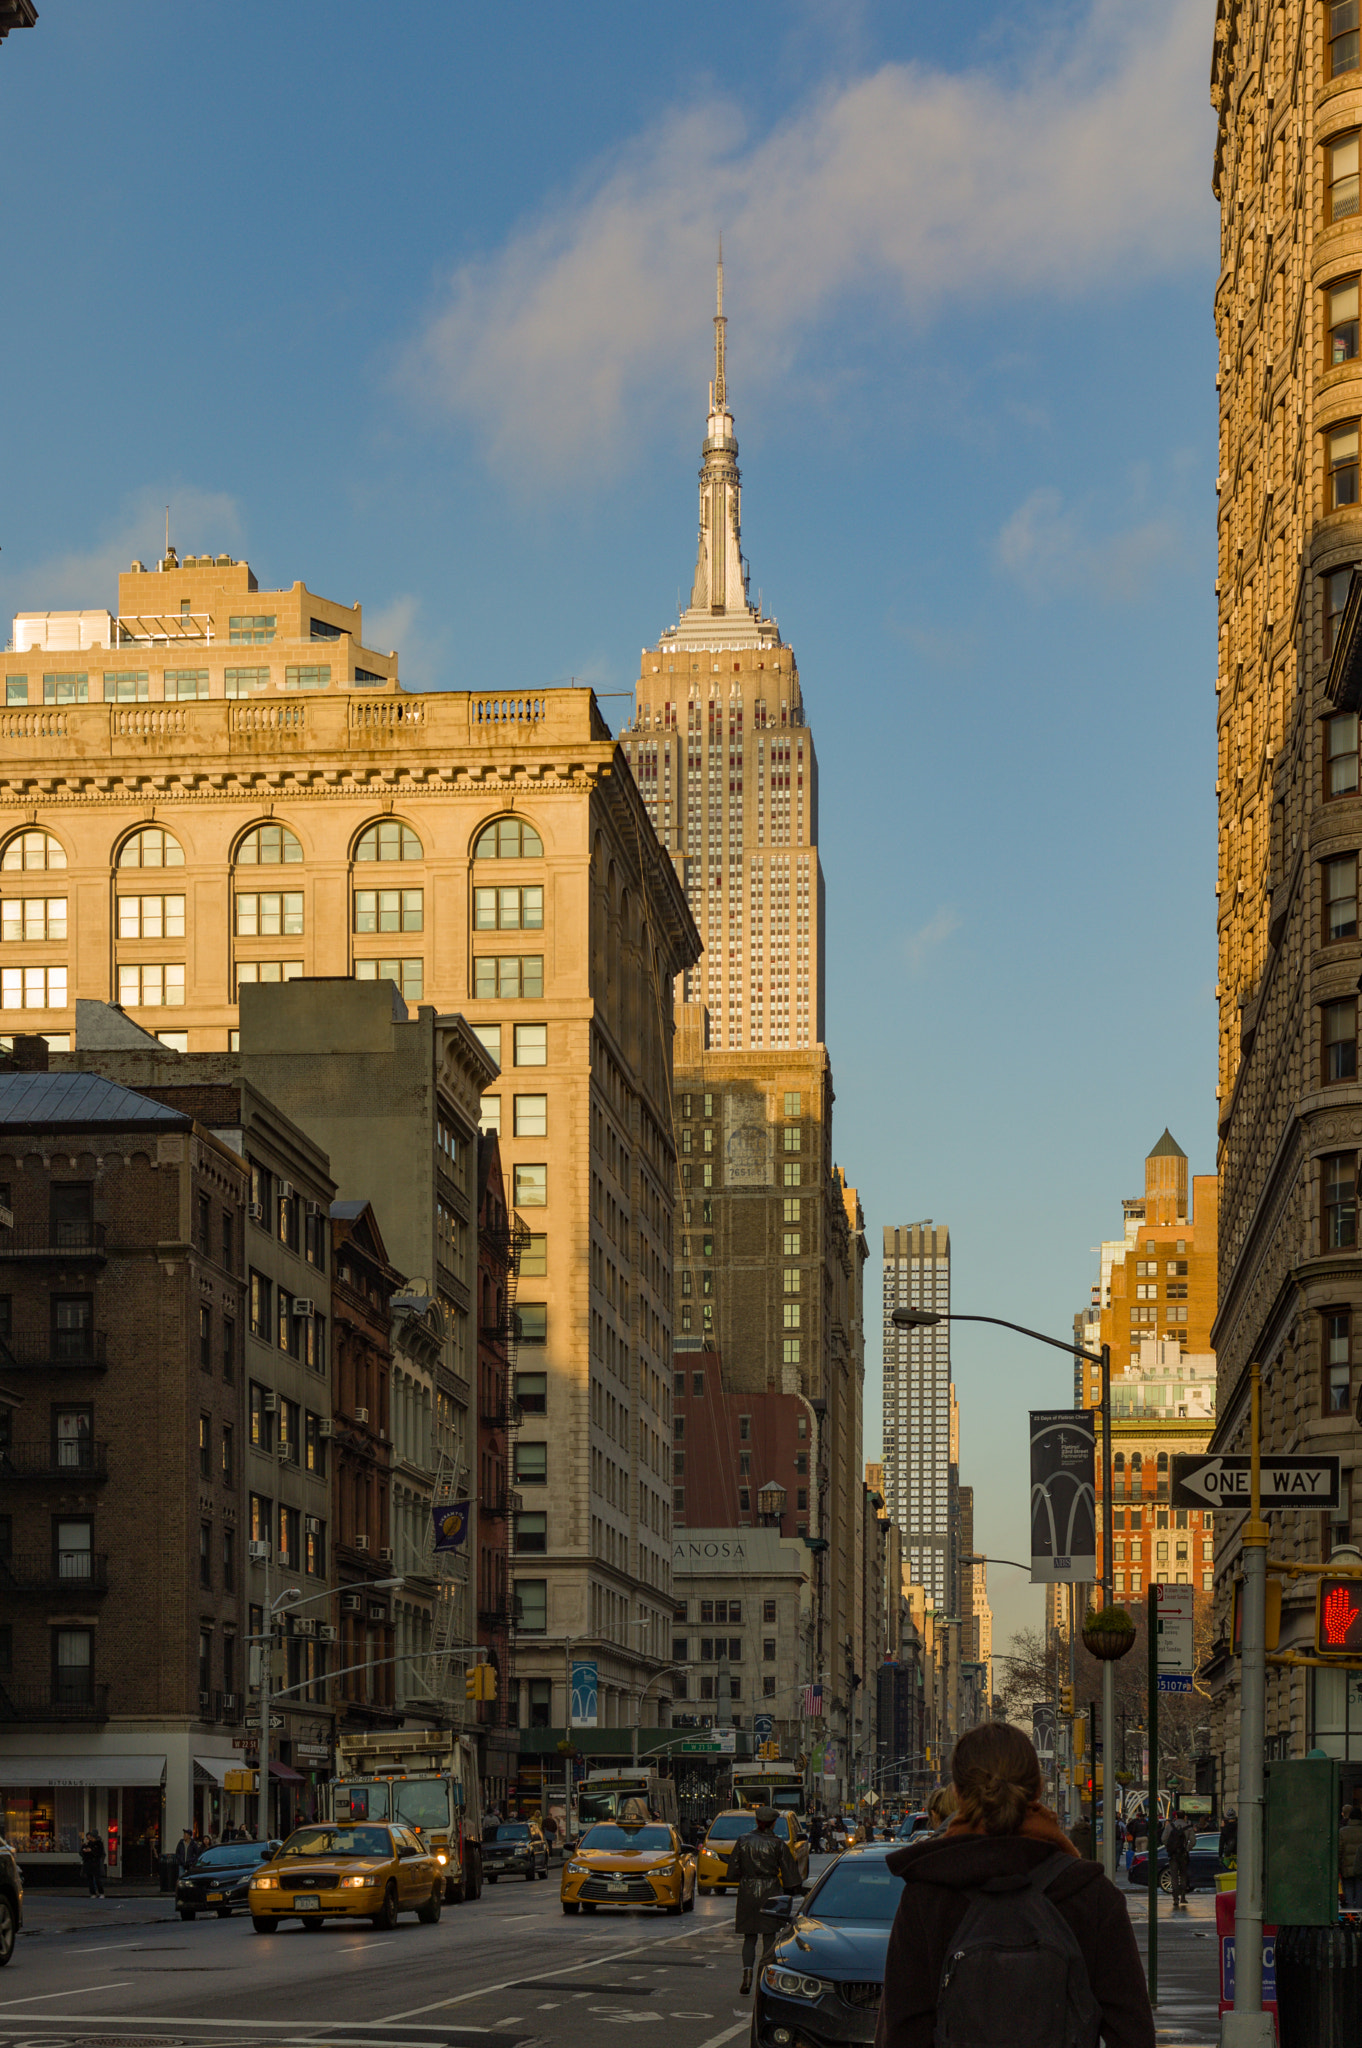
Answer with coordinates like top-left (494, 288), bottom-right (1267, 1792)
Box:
top-left (713, 237), bottom-right (726, 411)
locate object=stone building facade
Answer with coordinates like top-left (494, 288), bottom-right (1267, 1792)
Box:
top-left (1209, 1), bottom-right (1362, 1790)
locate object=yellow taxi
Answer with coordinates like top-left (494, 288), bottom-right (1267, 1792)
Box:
top-left (248, 1822), bottom-right (444, 1931)
top-left (560, 1820), bottom-right (695, 1915)
top-left (696, 1809), bottom-right (810, 1895)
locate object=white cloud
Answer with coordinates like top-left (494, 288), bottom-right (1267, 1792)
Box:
top-left (0, 487), bottom-right (242, 619)
top-left (403, 0), bottom-right (1213, 478)
top-left (995, 485), bottom-right (1179, 602)
top-left (904, 906), bottom-right (961, 972)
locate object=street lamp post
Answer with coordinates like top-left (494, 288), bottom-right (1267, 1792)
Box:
top-left (632, 1663), bottom-right (690, 1767)
top-left (892, 1306), bottom-right (1118, 1879)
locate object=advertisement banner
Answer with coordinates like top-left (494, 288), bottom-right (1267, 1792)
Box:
top-left (570, 1659), bottom-right (598, 1728)
top-left (1029, 1410), bottom-right (1097, 1582)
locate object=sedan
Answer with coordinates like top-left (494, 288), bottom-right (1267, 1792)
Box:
top-left (481, 1821), bottom-right (549, 1883)
top-left (248, 1823), bottom-right (443, 1931)
top-left (1127, 1830), bottom-right (1222, 1894)
top-left (0, 1834), bottom-right (22, 1967)
top-left (697, 1811), bottom-right (810, 1894)
top-left (895, 1812), bottom-right (931, 1842)
top-left (561, 1821), bottom-right (695, 1915)
top-left (753, 1843), bottom-right (904, 2048)
top-left (177, 1840), bottom-right (280, 1920)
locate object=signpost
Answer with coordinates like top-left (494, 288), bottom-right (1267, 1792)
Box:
top-left (1170, 1455), bottom-right (1339, 1511)
top-left (1154, 1585), bottom-right (1194, 1695)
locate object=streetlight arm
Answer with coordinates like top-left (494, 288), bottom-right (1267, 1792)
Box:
top-left (892, 1307), bottom-right (1101, 1369)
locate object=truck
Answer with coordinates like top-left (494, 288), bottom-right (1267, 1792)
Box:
top-left (731, 1760), bottom-right (806, 1818)
top-left (570, 1768), bottom-right (678, 1843)
top-left (325, 1730), bottom-right (484, 1903)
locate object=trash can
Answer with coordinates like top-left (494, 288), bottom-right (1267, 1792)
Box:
top-left (159, 1852), bottom-right (177, 1894)
top-left (1276, 1923), bottom-right (1362, 2048)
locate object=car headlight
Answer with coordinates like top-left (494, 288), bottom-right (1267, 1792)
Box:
top-left (651, 1861), bottom-right (680, 1878)
top-left (339, 1875), bottom-right (371, 1889)
top-left (763, 1967), bottom-right (830, 2001)
top-left (565, 1860), bottom-right (588, 1875)
top-left (252, 1876), bottom-right (279, 1891)
top-left (435, 1853), bottom-right (448, 1865)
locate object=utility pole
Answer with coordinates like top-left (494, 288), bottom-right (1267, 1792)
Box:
top-left (1100, 1341), bottom-right (1117, 1882)
top-left (1223, 1364), bottom-right (1274, 2047)
top-left (259, 1545), bottom-right (272, 1838)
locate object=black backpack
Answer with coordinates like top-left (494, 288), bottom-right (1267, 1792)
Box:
top-left (935, 1851), bottom-right (1102, 2048)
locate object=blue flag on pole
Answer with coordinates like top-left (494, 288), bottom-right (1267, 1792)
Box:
top-left (432, 1501), bottom-right (470, 1552)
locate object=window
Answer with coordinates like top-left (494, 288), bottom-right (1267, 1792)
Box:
top-left (1325, 855), bottom-right (1359, 942)
top-left (693, 1371), bottom-right (705, 1395)
top-left (474, 818), bottom-right (543, 859)
top-left (515, 1442), bottom-right (547, 1484)
top-left (237, 892), bottom-right (304, 937)
top-left (1330, 421), bottom-right (1360, 508)
top-left (516, 1371), bottom-right (547, 1413)
top-left (117, 825), bottom-right (183, 869)
top-left (230, 614), bottom-right (276, 643)
top-left (782, 1163), bottom-right (801, 1187)
top-left (5, 679), bottom-right (26, 705)
top-left (118, 963), bottom-right (184, 1007)
top-left (222, 1422), bottom-right (234, 1485)
top-left (277, 1505), bottom-right (300, 1568)
top-left (782, 1230), bottom-right (800, 1255)
top-left (118, 893), bottom-right (185, 939)
top-left (474, 885), bottom-right (543, 929)
top-left (43, 672), bottom-right (88, 704)
top-left (249, 1272), bottom-right (271, 1339)
top-left (200, 1522), bottom-right (213, 1589)
top-left (284, 665), bottom-right (330, 690)
top-left (353, 888), bottom-right (422, 933)
top-left (199, 1306), bottom-right (212, 1371)
top-left (306, 1520), bottom-right (326, 1575)
top-left (1333, 1), bottom-right (1361, 78)
top-left (354, 958), bottom-right (423, 999)
top-left (224, 666), bottom-right (269, 697)
top-left (102, 670), bottom-right (149, 702)
top-left (1324, 997), bottom-right (1358, 1082)
top-left (355, 820), bottom-right (421, 862)
top-left (1326, 570), bottom-right (1357, 671)
top-left (1, 965), bottom-right (67, 1009)
top-left (249, 1382), bottom-right (274, 1452)
top-left (1328, 711), bottom-right (1360, 798)
top-left (53, 1627), bottom-right (93, 1706)
top-left (474, 955), bottom-right (544, 999)
top-left (514, 1163), bottom-right (547, 1206)
top-left (223, 1530), bottom-right (235, 1591)
top-left (782, 1303), bottom-right (801, 1329)
top-left (164, 669), bottom-right (208, 700)
top-left (236, 823), bottom-right (302, 866)
top-left (520, 1234), bottom-right (547, 1276)
top-left (1330, 132), bottom-right (1361, 222)
top-left (2, 829), bottom-right (66, 872)
top-left (783, 1198), bottom-right (800, 1223)
top-left (1327, 1309), bottom-right (1353, 1413)
top-left (250, 1493), bottom-right (272, 1547)
top-left (238, 960), bottom-right (303, 990)
top-left (514, 1023), bottom-right (547, 1065)
top-left (53, 1408), bottom-right (92, 1469)
top-left (783, 1126), bottom-right (800, 1152)
top-left (516, 1579), bottom-right (548, 1633)
top-left (517, 1303), bottom-right (547, 1343)
top-left (305, 1411), bottom-right (326, 1475)
top-left (279, 1398), bottom-right (299, 1463)
top-left (515, 1512), bottom-right (547, 1553)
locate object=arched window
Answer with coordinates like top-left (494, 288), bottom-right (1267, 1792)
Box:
top-left (474, 817), bottom-right (542, 859)
top-left (236, 823), bottom-right (302, 866)
top-left (1, 828), bottom-right (66, 872)
top-left (118, 826), bottom-right (184, 869)
top-left (1114, 1452), bottom-right (1126, 1470)
top-left (355, 820), bottom-right (422, 863)
top-left (1130, 1452), bottom-right (1142, 1469)
top-left (1156, 1451), bottom-right (1168, 1471)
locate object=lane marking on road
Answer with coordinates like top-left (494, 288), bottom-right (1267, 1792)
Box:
top-left (377, 1932), bottom-right (702, 2023)
top-left (694, 2027), bottom-right (746, 2048)
top-left (65, 1945), bottom-right (147, 1954)
top-left (0, 1988), bottom-right (134, 2009)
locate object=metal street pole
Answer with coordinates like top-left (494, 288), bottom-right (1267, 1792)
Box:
top-left (1100, 1341), bottom-right (1117, 1882)
top-left (1147, 1580), bottom-right (1158, 2006)
top-left (260, 1544), bottom-right (272, 1838)
top-left (1223, 1364), bottom-right (1274, 2048)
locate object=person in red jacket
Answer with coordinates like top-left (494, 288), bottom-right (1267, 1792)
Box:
top-left (874, 1722), bottom-right (1155, 2048)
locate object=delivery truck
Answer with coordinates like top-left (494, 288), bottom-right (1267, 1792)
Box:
top-left (326, 1729), bottom-right (483, 1902)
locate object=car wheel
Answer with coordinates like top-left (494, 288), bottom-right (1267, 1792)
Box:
top-left (416, 1885), bottom-right (442, 1925)
top-left (582, 1901), bottom-right (597, 1913)
top-left (215, 1909), bottom-right (232, 1919)
top-left (469, 1850), bottom-right (483, 1900)
top-left (372, 1882), bottom-right (399, 1931)
top-left (682, 1886), bottom-right (695, 1913)
top-left (302, 1917), bottom-right (326, 1932)
top-left (698, 1883), bottom-right (712, 1896)
top-left (525, 1862), bottom-right (536, 1882)
top-left (1158, 1870), bottom-right (1173, 1895)
top-left (251, 1916), bottom-right (278, 1934)
top-left (178, 1907), bottom-right (197, 1921)
top-left (0, 1895), bottom-right (15, 1968)
top-left (562, 1901), bottom-right (580, 1915)
top-left (485, 1874), bottom-right (498, 1885)
top-left (666, 1895), bottom-right (683, 1916)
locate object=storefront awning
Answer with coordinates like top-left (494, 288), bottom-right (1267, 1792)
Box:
top-left (0, 1754), bottom-right (164, 1788)
top-left (194, 1756), bottom-right (233, 1786)
top-left (269, 1761), bottom-right (304, 1783)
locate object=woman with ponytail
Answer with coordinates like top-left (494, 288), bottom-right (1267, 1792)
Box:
top-left (874, 1722), bottom-right (1154, 2047)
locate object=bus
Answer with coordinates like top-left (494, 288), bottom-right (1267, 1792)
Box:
top-left (731, 1761), bottom-right (805, 1817)
top-left (570, 1769), bottom-right (678, 1842)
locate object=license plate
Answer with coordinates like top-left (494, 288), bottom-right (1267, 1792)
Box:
top-left (206, 1892), bottom-right (223, 1903)
top-left (293, 1894), bottom-right (321, 1911)
top-left (607, 1881), bottom-right (628, 1892)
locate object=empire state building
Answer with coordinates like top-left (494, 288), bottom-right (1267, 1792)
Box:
top-left (622, 260), bottom-right (824, 1052)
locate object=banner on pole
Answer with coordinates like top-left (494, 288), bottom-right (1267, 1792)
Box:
top-left (432, 1500), bottom-right (470, 1552)
top-left (570, 1659), bottom-right (598, 1728)
top-left (1029, 1410), bottom-right (1097, 1582)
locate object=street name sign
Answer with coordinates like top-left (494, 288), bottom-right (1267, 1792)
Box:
top-left (1171, 1454), bottom-right (1340, 1510)
top-left (1155, 1584), bottom-right (1194, 1694)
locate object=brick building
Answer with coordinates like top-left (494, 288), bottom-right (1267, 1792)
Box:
top-left (671, 1362), bottom-right (818, 1538)
top-left (329, 1201), bottom-right (400, 1732)
top-left (0, 1064), bottom-right (248, 1880)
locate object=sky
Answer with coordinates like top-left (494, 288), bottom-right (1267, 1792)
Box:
top-left (0, 0), bottom-right (1221, 1655)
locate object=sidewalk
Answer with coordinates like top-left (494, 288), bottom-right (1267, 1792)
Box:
top-left (1123, 1883), bottom-right (1222, 2045)
top-left (20, 1889), bottom-right (175, 1938)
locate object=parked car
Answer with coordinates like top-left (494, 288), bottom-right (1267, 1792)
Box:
top-left (481, 1820), bottom-right (549, 1883)
top-left (1127, 1829), bottom-right (1222, 1894)
top-left (753, 1842), bottom-right (903, 2046)
top-left (895, 1812), bottom-right (932, 1842)
top-left (0, 1833), bottom-right (22, 1966)
top-left (176, 1839), bottom-right (281, 1920)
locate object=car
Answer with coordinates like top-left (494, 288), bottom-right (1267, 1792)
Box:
top-left (481, 1820), bottom-right (549, 1883)
top-left (247, 1822), bottom-right (443, 1931)
top-left (0, 1833), bottom-right (22, 1967)
top-left (895, 1812), bottom-right (931, 1842)
top-left (752, 1841), bottom-right (904, 2047)
top-left (696, 1810), bottom-right (810, 1895)
top-left (176, 1839), bottom-right (281, 1920)
top-left (560, 1821), bottom-right (695, 1915)
top-left (1127, 1829), bottom-right (1222, 1894)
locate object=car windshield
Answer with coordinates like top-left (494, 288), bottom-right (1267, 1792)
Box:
top-left (393, 1782), bottom-right (450, 1831)
top-left (707, 1815), bottom-right (758, 1842)
top-left (580, 1825), bottom-right (672, 1852)
top-left (196, 1844), bottom-right (268, 1869)
top-left (806, 1857), bottom-right (904, 1921)
top-left (281, 1827), bottom-right (390, 1859)
top-left (488, 1823), bottom-right (531, 1842)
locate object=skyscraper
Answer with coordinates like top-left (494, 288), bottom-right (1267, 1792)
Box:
top-left (882, 1223), bottom-right (955, 1611)
top-left (623, 257), bottom-right (824, 1052)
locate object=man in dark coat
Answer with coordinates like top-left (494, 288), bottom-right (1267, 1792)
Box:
top-left (733, 1807), bottom-right (803, 1995)
top-left (874, 1830), bottom-right (1155, 2048)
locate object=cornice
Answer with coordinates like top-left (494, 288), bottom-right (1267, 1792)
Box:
top-left (0, 763), bottom-right (609, 804)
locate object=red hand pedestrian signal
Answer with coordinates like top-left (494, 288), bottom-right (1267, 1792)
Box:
top-left (1316, 1578), bottom-right (1362, 1652)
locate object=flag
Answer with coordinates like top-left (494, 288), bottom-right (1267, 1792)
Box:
top-left (432, 1500), bottom-right (470, 1552)
top-left (801, 1682), bottom-right (824, 1718)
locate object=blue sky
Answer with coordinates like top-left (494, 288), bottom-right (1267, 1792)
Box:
top-left (0, 0), bottom-right (1219, 1652)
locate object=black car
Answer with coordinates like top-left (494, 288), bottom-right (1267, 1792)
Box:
top-left (0, 1833), bottom-right (22, 1966)
top-left (176, 1840), bottom-right (281, 1920)
top-left (752, 1843), bottom-right (904, 2047)
top-left (481, 1821), bottom-right (549, 1883)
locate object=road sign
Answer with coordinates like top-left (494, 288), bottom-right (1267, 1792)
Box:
top-left (677, 1730), bottom-right (736, 1755)
top-left (1155, 1584), bottom-right (1194, 1693)
top-left (753, 1714), bottom-right (774, 1737)
top-left (1171, 1454), bottom-right (1340, 1510)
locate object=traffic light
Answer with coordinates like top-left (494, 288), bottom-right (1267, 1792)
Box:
top-left (1072, 1719), bottom-right (1086, 1760)
top-left (465, 1666), bottom-right (478, 1701)
top-left (1232, 1576), bottom-right (1282, 1652)
top-left (1316, 1575), bottom-right (1362, 1653)
top-left (1059, 1685), bottom-right (1074, 1718)
top-left (480, 1663), bottom-right (498, 1702)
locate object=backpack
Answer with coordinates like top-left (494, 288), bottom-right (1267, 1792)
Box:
top-left (934, 1851), bottom-right (1101, 2048)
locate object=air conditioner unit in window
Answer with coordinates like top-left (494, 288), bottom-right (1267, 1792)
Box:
top-left (248, 1540), bottom-right (270, 1560)
top-left (317, 1623), bottom-right (339, 1643)
top-left (306, 1200), bottom-right (323, 1219)
top-left (354, 1406), bottom-right (369, 1424)
top-left (292, 1618), bottom-right (315, 1638)
top-left (279, 1180), bottom-right (294, 1200)
top-left (378, 1546), bottom-right (394, 1562)
top-left (292, 1298), bottom-right (314, 1317)
top-left (263, 1390), bottom-right (278, 1412)
top-left (340, 1591), bottom-right (363, 1613)
top-left (355, 1535), bottom-right (370, 1551)
top-left (318, 1418), bottom-right (334, 1438)
top-left (305, 1515), bottom-right (321, 1535)
top-left (248, 1202), bottom-right (264, 1222)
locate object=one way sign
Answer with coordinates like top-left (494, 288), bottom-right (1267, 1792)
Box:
top-left (1171, 1454), bottom-right (1340, 1510)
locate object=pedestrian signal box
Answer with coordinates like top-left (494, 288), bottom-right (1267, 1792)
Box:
top-left (1316, 1575), bottom-right (1362, 1654)
top-left (1231, 1576), bottom-right (1282, 1653)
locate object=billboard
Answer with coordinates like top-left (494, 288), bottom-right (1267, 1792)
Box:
top-left (1029, 1410), bottom-right (1097, 1582)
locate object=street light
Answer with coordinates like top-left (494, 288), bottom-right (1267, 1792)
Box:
top-left (891, 1304), bottom-right (1119, 1881)
top-left (632, 1662), bottom-right (690, 1766)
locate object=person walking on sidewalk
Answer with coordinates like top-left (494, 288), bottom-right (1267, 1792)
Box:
top-left (1339, 1803), bottom-right (1362, 1909)
top-left (733, 1807), bottom-right (803, 1997)
top-left (874, 1722), bottom-right (1155, 2048)
top-left (79, 1830), bottom-right (106, 1897)
top-left (1163, 1813), bottom-right (1191, 1910)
